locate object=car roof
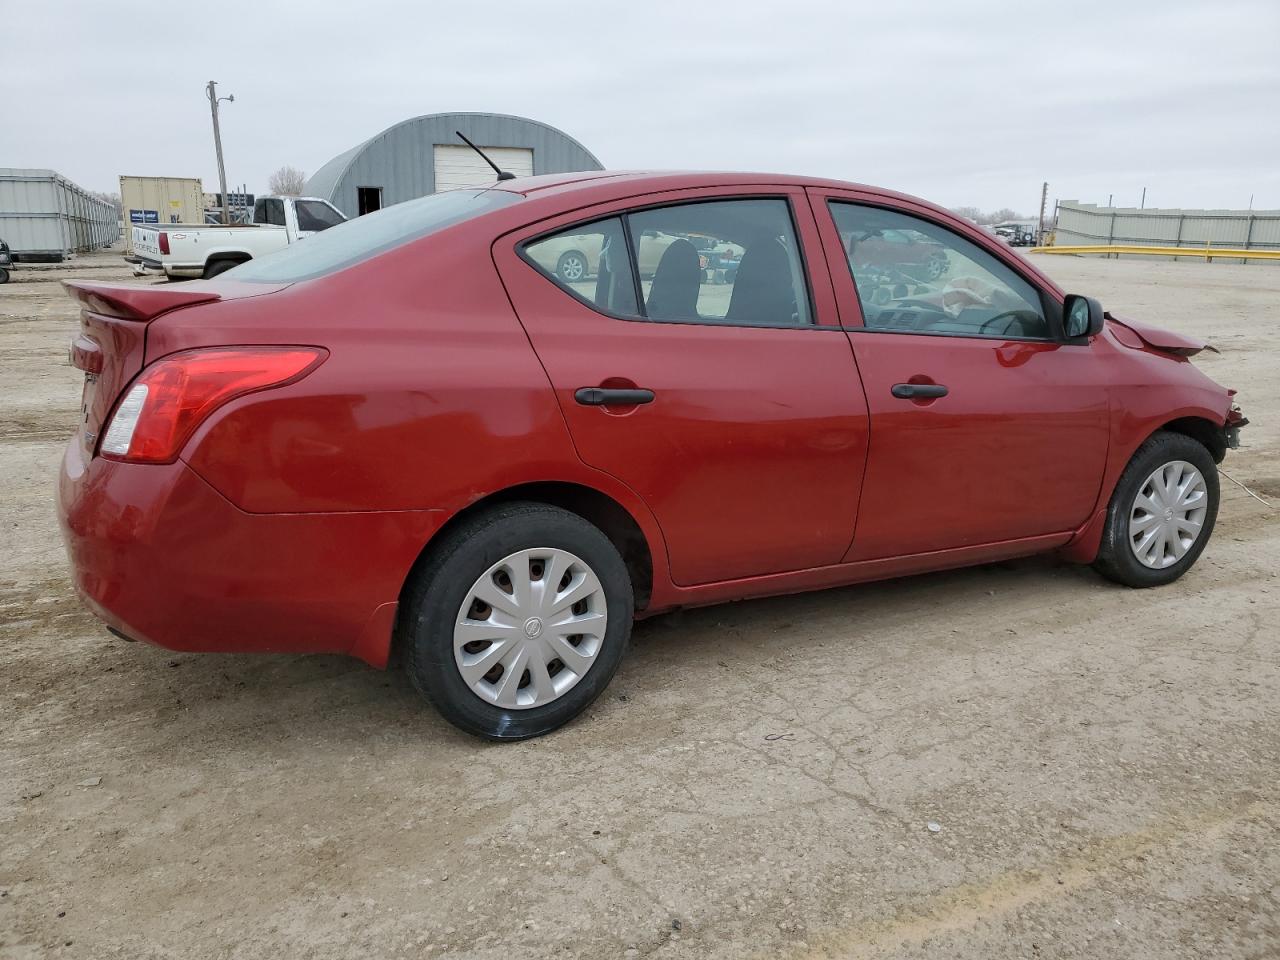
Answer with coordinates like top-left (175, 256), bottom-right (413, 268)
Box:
top-left (490, 170), bottom-right (960, 225)
top-left (481, 170), bottom-right (1064, 299)
top-left (493, 169), bottom-right (906, 198)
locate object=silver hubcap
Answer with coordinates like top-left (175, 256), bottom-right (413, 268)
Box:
top-left (1129, 460), bottom-right (1208, 569)
top-left (561, 256), bottom-right (585, 281)
top-left (453, 548), bottom-right (607, 710)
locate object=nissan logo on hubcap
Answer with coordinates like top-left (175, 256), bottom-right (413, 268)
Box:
top-left (524, 617), bottom-right (544, 639)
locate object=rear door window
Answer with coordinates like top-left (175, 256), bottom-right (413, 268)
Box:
top-left (628, 199), bottom-right (811, 326)
top-left (524, 217), bottom-right (639, 317)
top-left (522, 198), bottom-right (813, 328)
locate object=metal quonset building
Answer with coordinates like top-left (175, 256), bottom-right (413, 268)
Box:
top-left (305, 112), bottom-right (603, 218)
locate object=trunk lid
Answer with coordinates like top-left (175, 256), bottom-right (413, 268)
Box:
top-left (62, 280), bottom-right (285, 456)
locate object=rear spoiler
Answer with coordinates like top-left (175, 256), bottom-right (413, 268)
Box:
top-left (62, 280), bottom-right (221, 321)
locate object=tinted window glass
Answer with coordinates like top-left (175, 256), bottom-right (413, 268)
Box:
top-left (628, 199), bottom-right (811, 326)
top-left (524, 217), bottom-right (639, 317)
top-left (830, 203), bottom-right (1048, 339)
top-left (294, 199), bottom-right (345, 232)
top-left (254, 198), bottom-right (286, 227)
top-left (229, 189), bottom-right (520, 282)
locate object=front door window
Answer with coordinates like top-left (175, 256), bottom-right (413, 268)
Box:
top-left (830, 203), bottom-right (1049, 340)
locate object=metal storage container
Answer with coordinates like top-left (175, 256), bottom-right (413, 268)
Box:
top-left (119, 175), bottom-right (205, 255)
top-left (0, 168), bottom-right (118, 261)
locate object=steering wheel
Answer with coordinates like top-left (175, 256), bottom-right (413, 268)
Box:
top-left (978, 310), bottom-right (1034, 336)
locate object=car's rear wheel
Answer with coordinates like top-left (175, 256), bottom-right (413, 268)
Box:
top-left (402, 502), bottom-right (633, 740)
top-left (1093, 431), bottom-right (1219, 587)
top-left (556, 251), bottom-right (589, 283)
top-left (203, 259), bottom-right (243, 279)
top-left (0, 266), bottom-right (9, 284)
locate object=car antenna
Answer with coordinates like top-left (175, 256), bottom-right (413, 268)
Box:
top-left (456, 131), bottom-right (517, 181)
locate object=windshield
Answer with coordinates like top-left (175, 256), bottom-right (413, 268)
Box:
top-left (229, 189), bottom-right (521, 283)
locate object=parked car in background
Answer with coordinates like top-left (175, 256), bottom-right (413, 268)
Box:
top-left (0, 238), bottom-right (12, 284)
top-left (994, 225), bottom-right (1037, 247)
top-left (129, 195), bottom-right (346, 280)
top-left (527, 227), bottom-right (688, 282)
top-left (689, 235), bottom-right (744, 284)
top-left (59, 171), bottom-right (1246, 741)
top-left (848, 227), bottom-right (952, 281)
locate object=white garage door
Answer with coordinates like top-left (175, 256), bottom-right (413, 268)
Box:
top-left (432, 144), bottom-right (535, 192)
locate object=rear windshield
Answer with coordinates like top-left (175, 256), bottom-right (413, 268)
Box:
top-left (229, 189), bottom-right (521, 283)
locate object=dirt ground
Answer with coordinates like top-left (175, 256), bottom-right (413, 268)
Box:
top-left (1, 250), bottom-right (1277, 959)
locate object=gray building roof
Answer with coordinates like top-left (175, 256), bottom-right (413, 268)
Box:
top-left (305, 112), bottom-right (603, 216)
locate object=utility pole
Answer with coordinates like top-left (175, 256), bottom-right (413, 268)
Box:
top-left (205, 81), bottom-right (235, 225)
top-left (1037, 181), bottom-right (1048, 245)
top-left (1140, 186), bottom-right (1146, 210)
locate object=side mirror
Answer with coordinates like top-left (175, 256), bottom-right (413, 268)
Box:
top-left (1063, 294), bottom-right (1104, 339)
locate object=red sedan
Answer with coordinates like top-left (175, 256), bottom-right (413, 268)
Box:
top-left (58, 172), bottom-right (1247, 739)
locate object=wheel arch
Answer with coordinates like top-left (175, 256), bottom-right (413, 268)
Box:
top-left (1061, 408), bottom-right (1227, 565)
top-left (387, 480), bottom-right (657, 667)
top-left (204, 251), bottom-right (253, 274)
top-left (1160, 414), bottom-right (1228, 464)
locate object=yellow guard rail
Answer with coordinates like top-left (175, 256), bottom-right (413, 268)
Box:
top-left (1030, 242), bottom-right (1280, 262)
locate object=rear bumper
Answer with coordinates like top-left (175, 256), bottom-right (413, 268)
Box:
top-left (57, 439), bottom-right (442, 667)
top-left (129, 255), bottom-right (202, 278)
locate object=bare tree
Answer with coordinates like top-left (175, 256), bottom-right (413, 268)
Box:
top-left (267, 165), bottom-right (307, 196)
top-left (89, 190), bottom-right (123, 220)
top-left (988, 207), bottom-right (1024, 224)
top-left (949, 205), bottom-right (1030, 225)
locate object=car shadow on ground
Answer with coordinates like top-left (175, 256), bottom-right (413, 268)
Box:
top-left (40, 554), bottom-right (1099, 755)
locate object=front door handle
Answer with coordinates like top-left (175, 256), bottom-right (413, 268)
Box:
top-left (574, 387), bottom-right (656, 406)
top-left (891, 383), bottom-right (948, 399)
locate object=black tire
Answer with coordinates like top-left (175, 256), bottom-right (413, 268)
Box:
top-left (555, 250), bottom-right (589, 283)
top-left (924, 252), bottom-right (948, 281)
top-left (203, 259), bottom-right (243, 279)
top-left (0, 266), bottom-right (9, 284)
top-left (403, 502), bottom-right (633, 740)
top-left (1093, 431), bottom-right (1219, 588)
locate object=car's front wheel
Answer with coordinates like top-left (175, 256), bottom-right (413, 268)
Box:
top-left (1093, 431), bottom-right (1219, 587)
top-left (402, 502), bottom-right (633, 740)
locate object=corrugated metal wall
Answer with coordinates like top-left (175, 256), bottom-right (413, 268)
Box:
top-left (1055, 202), bottom-right (1280, 264)
top-left (0, 168), bottom-right (118, 259)
top-left (306, 112), bottom-right (603, 218)
top-left (119, 176), bottom-right (205, 255)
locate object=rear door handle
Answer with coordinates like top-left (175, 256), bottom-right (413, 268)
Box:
top-left (574, 387), bottom-right (656, 406)
top-left (891, 383), bottom-right (948, 399)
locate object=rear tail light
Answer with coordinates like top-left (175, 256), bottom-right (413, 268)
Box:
top-left (100, 346), bottom-right (327, 463)
top-left (158, 232), bottom-right (170, 255)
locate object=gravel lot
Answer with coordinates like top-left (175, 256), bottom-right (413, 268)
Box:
top-left (2, 250), bottom-right (1277, 959)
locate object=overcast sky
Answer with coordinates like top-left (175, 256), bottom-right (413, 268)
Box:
top-left (4, 0), bottom-right (1278, 214)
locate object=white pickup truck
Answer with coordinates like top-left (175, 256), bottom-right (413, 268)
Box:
top-left (129, 195), bottom-right (347, 280)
